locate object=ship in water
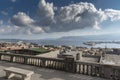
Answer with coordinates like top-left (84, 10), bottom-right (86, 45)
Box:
top-left (83, 42), bottom-right (96, 46)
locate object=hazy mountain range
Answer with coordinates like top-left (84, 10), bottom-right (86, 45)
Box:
top-left (0, 34), bottom-right (120, 43)
top-left (59, 35), bottom-right (120, 41)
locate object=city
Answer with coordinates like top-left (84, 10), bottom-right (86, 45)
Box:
top-left (0, 40), bottom-right (120, 80)
top-left (0, 0), bottom-right (120, 80)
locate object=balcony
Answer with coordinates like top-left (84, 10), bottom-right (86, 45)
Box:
top-left (0, 52), bottom-right (119, 80)
top-left (0, 61), bottom-right (108, 80)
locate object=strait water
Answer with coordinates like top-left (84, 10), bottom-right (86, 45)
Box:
top-left (34, 40), bottom-right (120, 48)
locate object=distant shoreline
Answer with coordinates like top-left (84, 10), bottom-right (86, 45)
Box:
top-left (83, 41), bottom-right (120, 46)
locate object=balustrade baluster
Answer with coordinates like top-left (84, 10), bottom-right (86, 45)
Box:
top-left (86, 65), bottom-right (89, 75)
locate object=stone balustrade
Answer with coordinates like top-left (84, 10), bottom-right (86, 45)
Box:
top-left (0, 52), bottom-right (120, 80)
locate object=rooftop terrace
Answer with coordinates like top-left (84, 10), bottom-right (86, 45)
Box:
top-left (0, 61), bottom-right (108, 80)
top-left (0, 52), bottom-right (120, 80)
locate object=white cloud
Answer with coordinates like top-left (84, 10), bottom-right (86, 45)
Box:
top-left (38, 0), bottom-right (54, 18)
top-left (10, 12), bottom-right (44, 34)
top-left (105, 9), bottom-right (120, 21)
top-left (36, 0), bottom-right (120, 32)
top-left (36, 1), bottom-right (107, 32)
top-left (11, 0), bottom-right (16, 2)
top-left (37, 0), bottom-right (55, 26)
top-left (1, 11), bottom-right (8, 16)
top-left (1, 0), bottom-right (120, 36)
top-left (10, 12), bottom-right (34, 27)
top-left (0, 25), bottom-right (13, 33)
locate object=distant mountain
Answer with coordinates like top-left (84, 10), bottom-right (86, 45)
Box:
top-left (0, 34), bottom-right (120, 44)
top-left (0, 39), bottom-right (22, 42)
top-left (58, 34), bottom-right (120, 41)
top-left (0, 39), bottom-right (31, 43)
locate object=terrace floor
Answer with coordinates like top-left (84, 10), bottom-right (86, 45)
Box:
top-left (0, 61), bottom-right (108, 80)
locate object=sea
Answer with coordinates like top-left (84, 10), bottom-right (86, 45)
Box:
top-left (1, 39), bottom-right (120, 48)
top-left (33, 39), bottom-right (120, 48)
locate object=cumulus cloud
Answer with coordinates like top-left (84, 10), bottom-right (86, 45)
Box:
top-left (36, 0), bottom-right (120, 32)
top-left (1, 11), bottom-right (8, 16)
top-left (35, 1), bottom-right (108, 32)
top-left (105, 9), bottom-right (120, 21)
top-left (0, 25), bottom-right (13, 33)
top-left (53, 2), bottom-right (106, 31)
top-left (11, 0), bottom-right (16, 2)
top-left (36, 0), bottom-right (55, 26)
top-left (10, 12), bottom-right (35, 27)
top-left (10, 12), bottom-right (44, 34)
top-left (3, 0), bottom-right (120, 35)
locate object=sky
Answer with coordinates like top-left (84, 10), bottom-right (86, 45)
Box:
top-left (0, 0), bottom-right (120, 39)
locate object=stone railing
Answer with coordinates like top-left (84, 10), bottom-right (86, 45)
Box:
top-left (0, 53), bottom-right (120, 80)
top-left (0, 53), bottom-right (65, 70)
top-left (75, 61), bottom-right (120, 80)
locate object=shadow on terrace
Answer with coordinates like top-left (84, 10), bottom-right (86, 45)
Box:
top-left (0, 61), bottom-right (108, 80)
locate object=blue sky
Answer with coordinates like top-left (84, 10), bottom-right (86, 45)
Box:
top-left (0, 0), bottom-right (120, 39)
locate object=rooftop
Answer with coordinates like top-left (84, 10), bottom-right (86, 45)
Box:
top-left (0, 61), bottom-right (108, 80)
top-left (29, 48), bottom-right (50, 53)
top-left (101, 54), bottom-right (120, 65)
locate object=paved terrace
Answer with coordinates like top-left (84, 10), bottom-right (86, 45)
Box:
top-left (0, 61), bottom-right (108, 80)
